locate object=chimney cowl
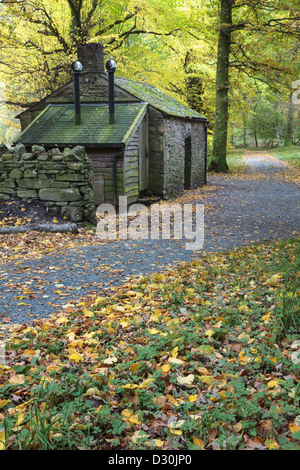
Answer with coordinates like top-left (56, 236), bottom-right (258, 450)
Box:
top-left (72, 60), bottom-right (83, 72)
top-left (106, 60), bottom-right (117, 72)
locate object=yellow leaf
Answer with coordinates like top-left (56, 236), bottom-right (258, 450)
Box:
top-left (193, 436), bottom-right (204, 449)
top-left (188, 394), bottom-right (199, 403)
top-left (168, 357), bottom-right (185, 365)
top-left (169, 419), bottom-right (185, 435)
top-left (161, 363), bottom-right (170, 373)
top-left (68, 352), bottom-right (83, 363)
top-left (166, 394), bottom-right (179, 406)
top-left (265, 274), bottom-right (282, 286)
top-left (171, 346), bottom-right (178, 358)
top-left (147, 328), bottom-right (160, 335)
top-left (238, 332), bottom-right (251, 343)
top-left (121, 409), bottom-right (140, 425)
top-left (198, 375), bottom-right (215, 385)
top-left (265, 439), bottom-right (280, 450)
top-left (56, 316), bottom-right (69, 324)
top-left (205, 329), bottom-right (215, 337)
top-left (83, 308), bottom-right (94, 318)
top-left (238, 351), bottom-right (248, 364)
top-left (177, 374), bottom-right (194, 385)
top-left (103, 356), bottom-right (117, 364)
top-left (289, 423), bottom-right (300, 434)
top-left (261, 312), bottom-right (272, 323)
top-left (0, 431), bottom-right (5, 450)
top-left (14, 413), bottom-right (24, 428)
top-left (15, 398), bottom-right (34, 413)
top-left (139, 377), bottom-right (154, 389)
top-left (0, 399), bottom-right (9, 409)
top-left (9, 374), bottom-right (25, 385)
top-left (153, 439), bottom-right (164, 448)
top-left (85, 388), bottom-right (101, 396)
top-left (129, 363), bottom-right (139, 373)
top-left (122, 383), bottom-right (139, 390)
top-left (112, 304), bottom-right (125, 312)
top-left (267, 380), bottom-right (279, 389)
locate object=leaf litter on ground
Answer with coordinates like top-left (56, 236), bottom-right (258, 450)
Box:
top-left (0, 237), bottom-right (299, 450)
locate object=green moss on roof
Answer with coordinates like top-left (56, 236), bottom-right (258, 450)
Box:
top-left (114, 76), bottom-right (207, 120)
top-left (16, 103), bottom-right (147, 147)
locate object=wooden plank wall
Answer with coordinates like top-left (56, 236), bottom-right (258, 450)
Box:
top-left (87, 148), bottom-right (124, 205)
top-left (123, 127), bottom-right (140, 205)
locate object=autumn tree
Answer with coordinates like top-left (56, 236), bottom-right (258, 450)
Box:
top-left (210, 0), bottom-right (300, 172)
top-left (0, 0), bottom-right (182, 107)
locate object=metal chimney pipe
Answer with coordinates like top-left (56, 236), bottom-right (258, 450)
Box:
top-left (106, 60), bottom-right (117, 124)
top-left (71, 61), bottom-right (83, 125)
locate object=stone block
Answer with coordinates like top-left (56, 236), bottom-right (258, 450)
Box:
top-left (0, 193), bottom-right (10, 201)
top-left (67, 162), bottom-right (84, 171)
top-left (24, 170), bottom-right (38, 178)
top-left (22, 153), bottom-right (35, 161)
top-left (39, 187), bottom-right (81, 202)
top-left (31, 145), bottom-right (45, 157)
top-left (52, 155), bottom-right (64, 162)
top-left (61, 205), bottom-right (83, 222)
top-left (9, 169), bottom-right (23, 179)
top-left (17, 189), bottom-right (38, 199)
top-left (0, 181), bottom-right (16, 189)
top-left (18, 179), bottom-right (44, 189)
top-left (1, 154), bottom-right (13, 162)
top-left (56, 173), bottom-right (86, 182)
top-left (13, 143), bottom-right (26, 158)
top-left (0, 186), bottom-right (16, 195)
top-left (37, 154), bottom-right (49, 161)
top-left (71, 146), bottom-right (87, 160)
top-left (48, 148), bottom-right (61, 157)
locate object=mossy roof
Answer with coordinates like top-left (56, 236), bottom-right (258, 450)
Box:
top-left (15, 103), bottom-right (147, 148)
top-left (114, 76), bottom-right (207, 120)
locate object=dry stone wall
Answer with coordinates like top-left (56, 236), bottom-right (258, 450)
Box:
top-left (0, 144), bottom-right (96, 224)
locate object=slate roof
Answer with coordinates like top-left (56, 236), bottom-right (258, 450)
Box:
top-left (15, 102), bottom-right (148, 148)
top-left (114, 76), bottom-right (207, 120)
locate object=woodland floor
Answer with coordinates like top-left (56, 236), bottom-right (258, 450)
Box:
top-left (0, 150), bottom-right (299, 327)
top-left (0, 149), bottom-right (299, 451)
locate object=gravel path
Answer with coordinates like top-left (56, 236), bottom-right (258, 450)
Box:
top-left (0, 151), bottom-right (299, 326)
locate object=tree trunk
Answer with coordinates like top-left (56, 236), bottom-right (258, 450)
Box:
top-left (284, 94), bottom-right (294, 146)
top-left (210, 0), bottom-right (233, 172)
top-left (243, 115), bottom-right (247, 148)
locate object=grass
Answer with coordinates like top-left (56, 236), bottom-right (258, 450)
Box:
top-left (0, 238), bottom-right (299, 450)
top-left (269, 146), bottom-right (300, 169)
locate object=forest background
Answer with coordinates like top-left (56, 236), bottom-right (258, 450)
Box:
top-left (0, 0), bottom-right (299, 171)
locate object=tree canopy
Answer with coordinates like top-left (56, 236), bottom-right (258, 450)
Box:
top-left (0, 0), bottom-right (299, 165)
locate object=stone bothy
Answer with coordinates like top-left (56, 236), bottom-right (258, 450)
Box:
top-left (14, 43), bottom-right (208, 209)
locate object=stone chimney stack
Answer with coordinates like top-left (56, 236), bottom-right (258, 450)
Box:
top-left (77, 43), bottom-right (104, 73)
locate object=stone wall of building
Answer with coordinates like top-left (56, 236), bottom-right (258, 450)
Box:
top-left (147, 107), bottom-right (206, 198)
top-left (0, 144), bottom-right (96, 224)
